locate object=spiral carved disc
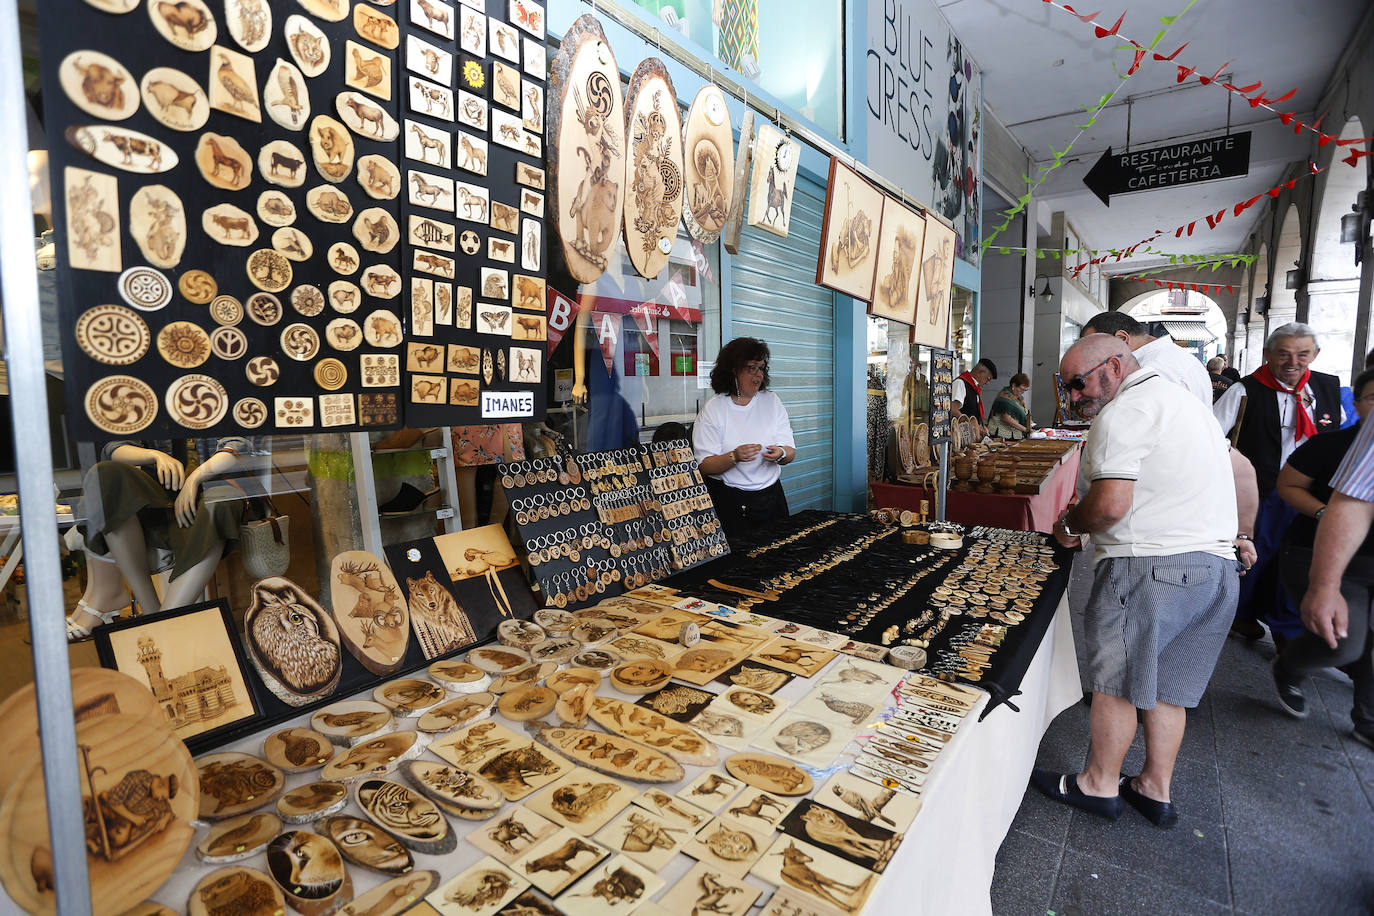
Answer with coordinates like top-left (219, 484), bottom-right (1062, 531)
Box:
top-left (233, 397), bottom-right (268, 428)
top-left (313, 358), bottom-right (348, 391)
top-left (165, 373), bottom-right (228, 429)
top-left (246, 355), bottom-right (281, 386)
top-left (85, 375), bottom-right (157, 434)
top-left (280, 322), bottom-right (321, 361)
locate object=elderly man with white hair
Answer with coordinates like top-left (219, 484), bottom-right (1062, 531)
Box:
top-left (1214, 323), bottom-right (1344, 643)
top-left (1033, 334), bottom-right (1239, 828)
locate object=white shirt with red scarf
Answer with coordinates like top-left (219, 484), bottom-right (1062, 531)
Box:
top-left (952, 374), bottom-right (985, 422)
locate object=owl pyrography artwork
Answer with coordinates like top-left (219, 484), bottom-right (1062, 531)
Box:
top-left (244, 576), bottom-right (344, 706)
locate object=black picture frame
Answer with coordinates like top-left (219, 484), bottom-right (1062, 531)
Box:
top-left (94, 598), bottom-right (261, 755)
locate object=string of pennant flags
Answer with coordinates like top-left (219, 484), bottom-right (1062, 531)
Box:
top-left (980, 0), bottom-right (1198, 252)
top-left (1115, 277), bottom-right (1236, 296)
top-left (991, 244), bottom-right (1255, 273)
top-left (1042, 0), bottom-right (1374, 158)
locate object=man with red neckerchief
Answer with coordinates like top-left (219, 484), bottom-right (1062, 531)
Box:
top-left (1214, 323), bottom-right (1344, 644)
top-left (952, 358), bottom-right (998, 438)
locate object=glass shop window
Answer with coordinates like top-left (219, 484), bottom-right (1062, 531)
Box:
top-left (625, 0), bottom-right (845, 139)
top-left (546, 223), bottom-right (722, 450)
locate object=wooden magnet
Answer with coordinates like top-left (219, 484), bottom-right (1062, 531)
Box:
top-left (355, 778), bottom-right (456, 854)
top-left (338, 89), bottom-right (399, 138)
top-left (178, 268), bottom-right (217, 303)
top-left (208, 44), bottom-right (261, 122)
top-left (498, 685), bottom-right (558, 721)
top-left (265, 830), bottom-right (352, 916)
top-left (310, 114), bottom-right (355, 182)
top-left (418, 693), bottom-right (493, 734)
top-left (196, 751), bottom-right (287, 820)
top-left (406, 120), bottom-right (452, 167)
top-left (724, 752), bottom-right (814, 796)
top-left (258, 138), bottom-right (308, 188)
top-left (274, 226), bottom-right (314, 262)
top-left (355, 206), bottom-right (400, 253)
top-left (59, 50), bottom-right (140, 121)
top-left (286, 14), bottom-right (332, 76)
top-left (262, 58), bottom-right (309, 131)
top-left (321, 815), bottom-right (414, 876)
top-left (257, 189), bottom-right (297, 227)
top-left (375, 678), bottom-right (446, 715)
top-left (310, 699), bottom-right (394, 746)
top-left (147, 0), bottom-right (217, 51)
top-left (202, 202), bottom-right (259, 246)
top-left (165, 372), bottom-right (228, 429)
top-left (354, 3), bottom-right (400, 49)
top-left (555, 683), bottom-right (594, 726)
top-left (345, 40), bottom-right (393, 101)
top-left (233, 396), bottom-right (267, 428)
top-left (276, 781), bottom-right (348, 823)
top-left (225, 0), bottom-right (272, 53)
top-left (187, 867), bottom-right (285, 916)
top-left (358, 154), bottom-right (401, 199)
top-left (157, 320), bottom-right (211, 369)
top-left (141, 67), bottom-right (210, 132)
top-left (280, 322), bottom-right (321, 360)
top-left (66, 124), bottom-right (177, 175)
top-left (610, 659), bottom-right (674, 696)
top-left (196, 812), bottom-right (282, 864)
top-left (245, 292), bottom-right (283, 328)
top-left (362, 265), bottom-right (403, 299)
top-left (264, 726), bottom-right (334, 773)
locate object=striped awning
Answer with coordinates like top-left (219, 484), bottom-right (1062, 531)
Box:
top-left (1161, 320), bottom-right (1215, 343)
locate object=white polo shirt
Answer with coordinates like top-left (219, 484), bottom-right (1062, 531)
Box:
top-left (1133, 334), bottom-right (1212, 406)
top-left (693, 391), bottom-right (796, 491)
top-left (1080, 368), bottom-right (1237, 565)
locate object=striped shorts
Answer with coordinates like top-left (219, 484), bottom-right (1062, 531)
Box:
top-left (1085, 552), bottom-right (1239, 709)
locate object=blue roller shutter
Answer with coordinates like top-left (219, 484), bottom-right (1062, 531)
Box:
top-left (728, 174), bottom-right (835, 511)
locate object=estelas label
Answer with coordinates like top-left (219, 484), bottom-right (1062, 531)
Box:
top-left (482, 390), bottom-right (534, 418)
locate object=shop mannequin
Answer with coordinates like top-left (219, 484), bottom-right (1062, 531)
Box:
top-left (450, 425), bottom-right (523, 529)
top-left (66, 440), bottom-right (248, 639)
top-left (569, 305), bottom-right (640, 449)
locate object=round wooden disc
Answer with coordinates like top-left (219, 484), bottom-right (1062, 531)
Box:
top-left (321, 730), bottom-right (424, 782)
top-left (373, 678), bottom-right (446, 715)
top-left (724, 752), bottom-right (815, 796)
top-left (263, 726), bottom-right (334, 772)
top-left (610, 659), bottom-right (674, 695)
top-left (546, 668), bottom-right (602, 694)
top-left (0, 668), bottom-right (160, 794)
top-left (467, 645), bottom-right (531, 674)
top-left (427, 660), bottom-right (491, 692)
top-left (310, 700), bottom-right (395, 746)
top-left (196, 811), bottom-right (282, 863)
top-left (497, 685), bottom-right (557, 721)
top-left (416, 693), bottom-right (493, 734)
top-left (621, 59), bottom-right (684, 280)
top-left (276, 780), bottom-right (348, 823)
top-left (533, 608), bottom-right (575, 635)
top-left (187, 866), bottom-right (285, 916)
top-left (0, 714), bottom-right (196, 916)
top-left (195, 752), bottom-right (286, 820)
top-left (497, 618), bottom-right (546, 650)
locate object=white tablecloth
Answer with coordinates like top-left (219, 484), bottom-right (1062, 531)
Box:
top-left (868, 594), bottom-right (1082, 915)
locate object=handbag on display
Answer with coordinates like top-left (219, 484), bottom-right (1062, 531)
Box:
top-left (239, 497), bottom-right (290, 579)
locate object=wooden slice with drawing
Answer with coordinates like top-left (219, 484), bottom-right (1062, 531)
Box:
top-left (621, 58), bottom-right (683, 280)
top-left (546, 667), bottom-right (602, 694)
top-left (321, 815), bottom-right (414, 876)
top-left (321, 730), bottom-right (424, 781)
top-left (197, 813), bottom-right (283, 862)
top-left (85, 376), bottom-right (157, 435)
top-left (530, 724), bottom-right (685, 783)
top-left (427, 660), bottom-right (491, 692)
top-left (609, 659), bottom-right (673, 695)
top-left (187, 867), bottom-right (285, 916)
top-left (60, 50), bottom-right (140, 120)
top-left (0, 713), bottom-right (195, 916)
top-left (498, 685), bottom-right (558, 721)
top-left (374, 678), bottom-right (446, 715)
top-left (548, 14), bottom-right (625, 283)
top-left (354, 778), bottom-right (456, 854)
top-left (554, 682), bottom-right (595, 726)
top-left (244, 576), bottom-right (343, 706)
top-left (265, 830), bottom-right (352, 916)
top-left (400, 759), bottom-right (504, 817)
top-left (196, 751), bottom-right (285, 820)
top-left (587, 696), bottom-right (718, 767)
top-left (336, 871), bottom-right (438, 916)
top-left (417, 693), bottom-right (494, 734)
top-left (263, 726), bottom-right (333, 773)
top-left (329, 550), bottom-right (411, 675)
top-left (724, 752), bottom-right (814, 796)
top-left (490, 662), bottom-right (558, 694)
top-left (276, 780), bottom-right (348, 823)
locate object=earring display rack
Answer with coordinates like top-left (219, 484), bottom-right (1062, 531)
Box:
top-left (499, 438), bottom-right (728, 609)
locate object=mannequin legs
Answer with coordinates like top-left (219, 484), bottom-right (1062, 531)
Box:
top-left (98, 515), bottom-right (161, 613)
top-left (456, 467), bottom-right (479, 530)
top-left (160, 543), bottom-right (224, 609)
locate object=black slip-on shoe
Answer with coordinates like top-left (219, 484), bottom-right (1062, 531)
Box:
top-left (1119, 776), bottom-right (1179, 829)
top-left (1030, 769), bottom-right (1122, 820)
top-left (1271, 659), bottom-right (1308, 718)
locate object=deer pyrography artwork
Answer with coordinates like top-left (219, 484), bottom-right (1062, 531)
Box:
top-left (330, 550), bottom-right (412, 676)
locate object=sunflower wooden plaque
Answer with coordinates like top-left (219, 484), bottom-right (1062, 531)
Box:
top-left (548, 14), bottom-right (625, 283)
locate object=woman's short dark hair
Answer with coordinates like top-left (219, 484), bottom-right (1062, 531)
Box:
top-left (710, 337), bottom-right (771, 394)
top-left (652, 421), bottom-right (690, 443)
top-left (1009, 372), bottom-right (1030, 388)
top-left (1354, 368), bottom-right (1374, 401)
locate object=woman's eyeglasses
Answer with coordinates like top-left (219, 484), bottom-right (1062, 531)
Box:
top-left (743, 362), bottom-right (768, 374)
top-left (1066, 357), bottom-right (1113, 391)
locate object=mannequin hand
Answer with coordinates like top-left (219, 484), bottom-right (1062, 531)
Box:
top-left (762, 445), bottom-right (785, 462)
top-left (739, 53), bottom-right (761, 79)
top-left (174, 470), bottom-right (203, 528)
top-left (148, 451), bottom-right (185, 490)
top-left (732, 443), bottom-right (763, 463)
top-left (572, 382), bottom-right (588, 407)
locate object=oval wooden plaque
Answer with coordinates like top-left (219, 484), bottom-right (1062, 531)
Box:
top-left (724, 752), bottom-right (814, 796)
top-left (621, 58), bottom-right (683, 279)
top-left (587, 696), bottom-right (718, 767)
top-left (196, 752), bottom-right (286, 820)
top-left (548, 14), bottom-right (625, 283)
top-left (321, 815), bottom-right (415, 876)
top-left (531, 724), bottom-right (684, 783)
top-left (354, 778), bottom-right (456, 854)
top-left (682, 84), bottom-right (734, 243)
top-left (329, 550), bottom-right (411, 676)
top-left (244, 576), bottom-right (344, 706)
top-left (400, 759), bottom-right (504, 817)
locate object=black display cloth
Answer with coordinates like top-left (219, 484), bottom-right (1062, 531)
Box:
top-left (662, 510), bottom-right (1075, 718)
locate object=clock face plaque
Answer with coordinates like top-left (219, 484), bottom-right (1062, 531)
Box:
top-left (621, 58), bottom-right (683, 280)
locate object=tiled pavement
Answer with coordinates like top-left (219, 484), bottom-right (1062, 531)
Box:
top-left (993, 555), bottom-right (1374, 915)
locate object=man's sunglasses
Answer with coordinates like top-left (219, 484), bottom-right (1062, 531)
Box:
top-left (1066, 356), bottom-right (1114, 391)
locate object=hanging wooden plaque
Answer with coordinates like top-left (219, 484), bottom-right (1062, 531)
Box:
top-left (721, 109), bottom-right (753, 255)
top-left (548, 14), bottom-right (625, 283)
top-left (621, 58), bottom-right (683, 279)
top-left (681, 84), bottom-right (733, 244)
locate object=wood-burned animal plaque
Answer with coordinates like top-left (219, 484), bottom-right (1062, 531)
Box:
top-left (428, 856), bottom-right (528, 916)
top-left (321, 730), bottom-right (425, 781)
top-left (187, 867), bottom-right (286, 916)
top-left (549, 14), bottom-right (625, 283)
top-left (208, 44), bottom-right (261, 122)
top-left (588, 696), bottom-right (718, 767)
top-left (286, 13), bottom-right (332, 76)
top-left (263, 726), bottom-right (333, 773)
top-left (746, 122), bottom-right (798, 239)
top-left (60, 50), bottom-right (139, 120)
top-left (329, 550), bottom-right (411, 675)
top-left (355, 778), bottom-right (456, 854)
top-left (401, 759), bottom-right (504, 817)
top-left (195, 811), bottom-right (282, 864)
top-left (622, 59), bottom-right (683, 279)
top-left (339, 871), bottom-right (439, 916)
top-left (558, 854), bottom-right (663, 916)
top-left (816, 156), bottom-right (884, 302)
top-left (244, 577), bottom-right (343, 706)
top-left (510, 828), bottom-right (609, 896)
top-left (275, 780), bottom-right (348, 823)
top-left (195, 751), bottom-right (286, 820)
top-left (140, 66), bottom-right (210, 131)
top-left (265, 830), bottom-right (352, 916)
top-left (321, 815), bottom-right (414, 875)
top-left (264, 57), bottom-right (310, 129)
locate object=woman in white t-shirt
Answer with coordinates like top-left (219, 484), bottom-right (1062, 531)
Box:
top-left (693, 338), bottom-right (797, 542)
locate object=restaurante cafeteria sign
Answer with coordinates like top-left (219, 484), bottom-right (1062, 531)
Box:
top-left (1083, 132), bottom-right (1251, 206)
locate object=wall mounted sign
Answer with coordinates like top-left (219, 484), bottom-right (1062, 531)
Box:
top-left (1082, 131), bottom-right (1252, 206)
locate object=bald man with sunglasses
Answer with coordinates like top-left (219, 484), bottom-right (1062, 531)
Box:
top-left (1032, 334), bottom-right (1240, 829)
